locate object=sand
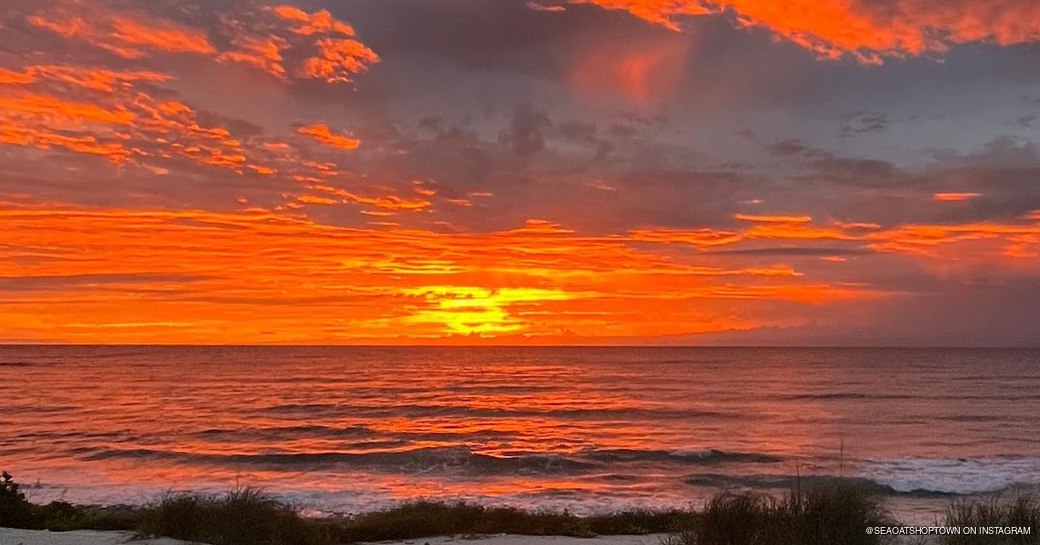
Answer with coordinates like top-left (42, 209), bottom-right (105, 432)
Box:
top-left (0, 528), bottom-right (669, 545)
top-left (369, 535), bottom-right (669, 545)
top-left (0, 528), bottom-right (200, 545)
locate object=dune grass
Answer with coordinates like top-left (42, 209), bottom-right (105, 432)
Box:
top-left (940, 494), bottom-right (1040, 545)
top-left (2, 471), bottom-right (1038, 544)
top-left (1, 470), bottom-right (689, 543)
top-left (334, 501), bottom-right (688, 542)
top-left (134, 494), bottom-right (689, 544)
top-left (138, 487), bottom-right (327, 545)
top-left (663, 483), bottom-right (894, 545)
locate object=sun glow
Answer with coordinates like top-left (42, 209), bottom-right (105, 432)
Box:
top-left (402, 286), bottom-right (578, 336)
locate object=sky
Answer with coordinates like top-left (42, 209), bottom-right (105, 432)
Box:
top-left (1, 0), bottom-right (1039, 346)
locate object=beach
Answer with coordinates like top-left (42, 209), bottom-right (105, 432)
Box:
top-left (0, 528), bottom-right (194, 545)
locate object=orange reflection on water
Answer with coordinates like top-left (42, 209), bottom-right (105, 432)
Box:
top-left (5, 347), bottom-right (1038, 514)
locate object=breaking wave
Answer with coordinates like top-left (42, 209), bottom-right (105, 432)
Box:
top-left (72, 445), bottom-right (781, 475)
top-left (686, 457), bottom-right (1040, 497)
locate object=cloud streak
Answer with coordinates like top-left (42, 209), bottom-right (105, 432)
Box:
top-left (297, 123), bottom-right (362, 150)
top-left (567, 0), bottom-right (1040, 63)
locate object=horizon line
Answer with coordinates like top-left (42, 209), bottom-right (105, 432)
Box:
top-left (2, 343), bottom-right (1038, 349)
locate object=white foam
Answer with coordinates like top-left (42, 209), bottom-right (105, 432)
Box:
top-left (667, 449), bottom-right (716, 458)
top-left (859, 457), bottom-right (1040, 494)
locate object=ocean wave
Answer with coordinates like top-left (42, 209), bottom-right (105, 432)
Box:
top-left (684, 473), bottom-right (956, 498)
top-left (859, 457), bottom-right (1040, 495)
top-left (933, 415), bottom-right (1010, 423)
top-left (780, 393), bottom-right (1040, 402)
top-left (587, 448), bottom-right (782, 465)
top-left (0, 404), bottom-right (78, 415)
top-left (685, 457), bottom-right (1040, 497)
top-left (10, 430), bottom-right (141, 442)
top-left (73, 446), bottom-right (600, 475)
top-left (780, 393), bottom-right (916, 401)
top-left (260, 402), bottom-right (737, 421)
top-left (193, 425), bottom-right (518, 444)
top-left (195, 424), bottom-right (375, 439)
top-left (71, 444), bottom-right (779, 475)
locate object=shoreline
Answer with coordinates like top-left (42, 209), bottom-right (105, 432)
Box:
top-left (3, 480), bottom-right (1037, 545)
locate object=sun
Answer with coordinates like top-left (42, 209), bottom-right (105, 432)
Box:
top-left (402, 286), bottom-right (575, 336)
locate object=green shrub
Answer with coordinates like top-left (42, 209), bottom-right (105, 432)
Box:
top-left (0, 471), bottom-right (36, 529)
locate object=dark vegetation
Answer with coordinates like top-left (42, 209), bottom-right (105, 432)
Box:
top-left (1, 471), bottom-right (1037, 544)
top-left (1, 471), bottom-right (141, 532)
top-left (940, 495), bottom-right (1040, 545)
top-left (663, 483), bottom-right (893, 545)
top-left (0, 471), bottom-right (686, 544)
top-left (0, 471), bottom-right (34, 529)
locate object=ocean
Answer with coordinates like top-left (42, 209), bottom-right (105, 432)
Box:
top-left (2, 346), bottom-right (1038, 523)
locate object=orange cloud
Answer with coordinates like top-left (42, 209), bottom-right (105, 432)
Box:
top-left (0, 72), bottom-right (277, 172)
top-left (527, 2), bottom-right (568, 13)
top-left (570, 0), bottom-right (1040, 63)
top-left (0, 90), bottom-right (136, 162)
top-left (272, 5), bottom-right (356, 36)
top-left (27, 2), bottom-right (378, 84)
top-left (297, 123), bottom-right (362, 150)
top-left (0, 204), bottom-right (883, 343)
top-left (216, 35), bottom-right (290, 79)
top-left (4, 197), bottom-right (1036, 344)
top-left (736, 213), bottom-right (814, 224)
top-left (866, 220), bottom-right (1040, 259)
top-left (221, 3), bottom-right (380, 84)
top-left (628, 227), bottom-right (742, 248)
top-left (302, 38), bottom-right (380, 83)
top-left (933, 192), bottom-right (981, 202)
top-left (342, 192), bottom-right (431, 212)
top-left (291, 178), bottom-right (434, 212)
top-left (28, 9), bottom-right (214, 59)
top-left (109, 16), bottom-right (216, 56)
top-left (633, 211), bottom-right (1040, 261)
top-left (572, 0), bottom-right (709, 31)
top-left (0, 68), bottom-right (38, 85)
top-left (0, 130), bottom-right (128, 162)
top-left (0, 65), bottom-right (171, 92)
top-left (0, 93), bottom-right (135, 125)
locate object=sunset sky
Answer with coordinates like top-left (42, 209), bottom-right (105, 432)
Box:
top-left (2, 0), bottom-right (1040, 345)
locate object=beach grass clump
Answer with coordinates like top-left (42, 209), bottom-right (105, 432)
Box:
top-left (29, 501), bottom-right (140, 532)
top-left (940, 494), bottom-right (1040, 545)
top-left (332, 501), bottom-right (689, 542)
top-left (665, 483), bottom-right (893, 545)
top-left (139, 486), bottom-right (328, 545)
